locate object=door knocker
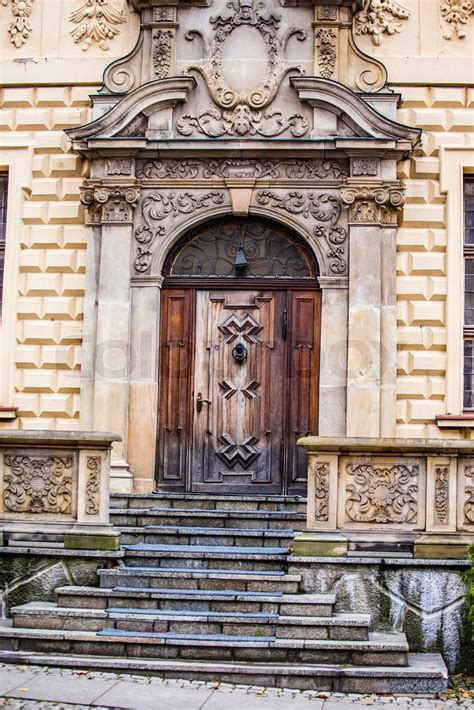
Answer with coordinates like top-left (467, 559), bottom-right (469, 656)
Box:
top-left (232, 342), bottom-right (247, 363)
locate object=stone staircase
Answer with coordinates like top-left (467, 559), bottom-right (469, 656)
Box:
top-left (0, 493), bottom-right (447, 694)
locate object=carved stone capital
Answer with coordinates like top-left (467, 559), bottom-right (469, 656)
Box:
top-left (80, 185), bottom-right (140, 225)
top-left (341, 183), bottom-right (405, 224)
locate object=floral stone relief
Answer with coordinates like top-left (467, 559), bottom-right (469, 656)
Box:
top-left (354, 0), bottom-right (411, 46)
top-left (2, 454), bottom-right (73, 515)
top-left (1, 0), bottom-right (34, 48)
top-left (69, 0), bottom-right (126, 51)
top-left (440, 0), bottom-right (473, 39)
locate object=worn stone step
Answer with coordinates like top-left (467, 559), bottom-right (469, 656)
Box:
top-left (111, 494), bottom-right (306, 513)
top-left (0, 650), bottom-right (448, 694)
top-left (0, 624), bottom-right (409, 666)
top-left (123, 544), bottom-right (288, 571)
top-left (98, 567), bottom-right (301, 593)
top-left (111, 508), bottom-right (306, 531)
top-left (12, 602), bottom-right (369, 641)
top-left (56, 586), bottom-right (334, 616)
top-left (118, 525), bottom-right (295, 548)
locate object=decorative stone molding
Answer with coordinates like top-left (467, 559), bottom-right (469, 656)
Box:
top-left (105, 158), bottom-right (133, 176)
top-left (136, 159), bottom-right (347, 182)
top-left (2, 0), bottom-right (34, 48)
top-left (440, 0), bottom-right (473, 39)
top-left (341, 183), bottom-right (405, 224)
top-left (465, 466), bottom-right (474, 524)
top-left (296, 437), bottom-right (474, 559)
top-left (256, 190), bottom-right (348, 274)
top-left (177, 107), bottom-right (309, 139)
top-left (345, 462), bottom-right (418, 525)
top-left (354, 0), bottom-right (411, 46)
top-left (314, 463), bottom-right (330, 522)
top-left (315, 28), bottom-right (337, 79)
top-left (434, 465), bottom-right (449, 523)
top-left (69, 0), bottom-right (126, 51)
top-left (85, 457), bottom-right (101, 516)
top-left (153, 29), bottom-right (174, 79)
top-left (177, 0), bottom-right (309, 137)
top-left (351, 158), bottom-right (379, 177)
top-left (80, 186), bottom-right (140, 225)
top-left (0, 431), bottom-right (120, 551)
top-left (134, 191), bottom-right (226, 273)
top-left (3, 455), bottom-right (73, 515)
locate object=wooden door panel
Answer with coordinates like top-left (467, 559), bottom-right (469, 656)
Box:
top-left (192, 290), bottom-right (286, 493)
top-left (156, 289), bottom-right (194, 490)
top-left (287, 290), bottom-right (320, 493)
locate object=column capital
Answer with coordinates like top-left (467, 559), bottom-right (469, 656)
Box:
top-left (341, 182), bottom-right (405, 225)
top-left (80, 184), bottom-right (140, 226)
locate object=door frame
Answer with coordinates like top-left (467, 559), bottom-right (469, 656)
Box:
top-left (156, 279), bottom-right (321, 494)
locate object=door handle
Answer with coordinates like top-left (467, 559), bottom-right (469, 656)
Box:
top-left (196, 392), bottom-right (211, 412)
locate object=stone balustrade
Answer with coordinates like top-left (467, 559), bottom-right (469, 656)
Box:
top-left (295, 437), bottom-right (474, 559)
top-left (0, 431), bottom-right (121, 551)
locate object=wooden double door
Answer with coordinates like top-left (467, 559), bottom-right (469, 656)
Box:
top-left (157, 286), bottom-right (320, 495)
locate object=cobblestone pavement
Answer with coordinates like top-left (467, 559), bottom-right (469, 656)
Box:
top-left (0, 664), bottom-right (472, 709)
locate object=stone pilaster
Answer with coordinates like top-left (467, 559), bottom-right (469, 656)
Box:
top-left (80, 185), bottom-right (140, 493)
top-left (341, 181), bottom-right (404, 437)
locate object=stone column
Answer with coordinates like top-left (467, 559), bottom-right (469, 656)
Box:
top-left (81, 185), bottom-right (140, 493)
top-left (318, 277), bottom-right (348, 436)
top-left (341, 173), bottom-right (403, 438)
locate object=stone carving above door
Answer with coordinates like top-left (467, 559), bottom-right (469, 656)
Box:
top-left (177, 0), bottom-right (309, 137)
top-left (354, 0), bottom-right (411, 46)
top-left (440, 0), bottom-right (473, 39)
top-left (255, 190), bottom-right (348, 274)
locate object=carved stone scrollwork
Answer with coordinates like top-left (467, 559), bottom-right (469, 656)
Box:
top-left (153, 29), bottom-right (174, 79)
top-left (434, 465), bottom-right (449, 523)
top-left (315, 28), bottom-right (337, 79)
top-left (345, 462), bottom-right (418, 524)
top-left (106, 159), bottom-right (132, 176)
top-left (136, 159), bottom-right (347, 181)
top-left (134, 191), bottom-right (226, 273)
top-left (85, 456), bottom-right (101, 515)
top-left (69, 0), bottom-right (126, 51)
top-left (80, 186), bottom-right (140, 224)
top-left (255, 190), bottom-right (348, 274)
top-left (314, 462), bottom-right (330, 522)
top-left (354, 0), bottom-right (411, 46)
top-left (3, 454), bottom-right (73, 515)
top-left (341, 184), bottom-right (405, 224)
top-left (464, 466), bottom-right (474, 524)
top-left (2, 0), bottom-right (34, 48)
top-left (177, 0), bottom-right (309, 137)
top-left (441, 0), bottom-right (473, 39)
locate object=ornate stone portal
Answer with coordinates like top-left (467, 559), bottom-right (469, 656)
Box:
top-left (67, 0), bottom-right (423, 496)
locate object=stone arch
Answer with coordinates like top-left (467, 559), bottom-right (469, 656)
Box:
top-left (150, 206), bottom-right (325, 278)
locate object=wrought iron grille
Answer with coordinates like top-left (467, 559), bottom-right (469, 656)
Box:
top-left (165, 218), bottom-right (317, 278)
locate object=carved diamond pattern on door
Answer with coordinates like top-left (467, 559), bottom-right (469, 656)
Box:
top-left (192, 290), bottom-right (284, 493)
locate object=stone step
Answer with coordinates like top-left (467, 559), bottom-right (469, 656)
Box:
top-left (56, 586), bottom-right (335, 616)
top-left (12, 602), bottom-right (369, 641)
top-left (98, 567), bottom-right (301, 593)
top-left (111, 508), bottom-right (306, 531)
top-left (123, 544), bottom-right (289, 571)
top-left (0, 624), bottom-right (409, 666)
top-left (0, 650), bottom-right (448, 695)
top-left (111, 494), bottom-right (306, 513)
top-left (118, 525), bottom-right (295, 548)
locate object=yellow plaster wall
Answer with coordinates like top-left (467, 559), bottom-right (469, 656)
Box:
top-left (0, 85), bottom-right (97, 430)
top-left (395, 85), bottom-right (474, 438)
